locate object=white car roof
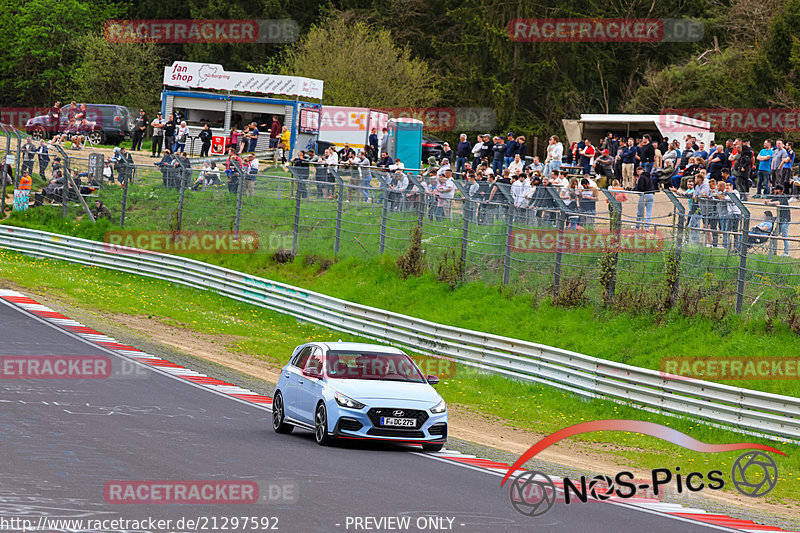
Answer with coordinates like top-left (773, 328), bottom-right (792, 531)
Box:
top-left (320, 342), bottom-right (404, 354)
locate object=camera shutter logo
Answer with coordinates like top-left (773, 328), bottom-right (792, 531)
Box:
top-left (508, 471), bottom-right (557, 517)
top-left (731, 451), bottom-right (779, 497)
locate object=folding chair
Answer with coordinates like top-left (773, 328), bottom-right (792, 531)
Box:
top-left (745, 220), bottom-right (777, 255)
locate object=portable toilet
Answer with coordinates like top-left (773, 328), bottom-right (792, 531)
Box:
top-left (386, 118), bottom-right (423, 171)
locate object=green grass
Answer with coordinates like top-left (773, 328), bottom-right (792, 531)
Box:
top-left (0, 248), bottom-right (798, 507)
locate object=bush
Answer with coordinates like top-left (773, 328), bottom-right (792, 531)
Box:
top-left (434, 249), bottom-right (463, 290)
top-left (551, 275), bottom-right (588, 308)
top-left (397, 225), bottom-right (426, 279)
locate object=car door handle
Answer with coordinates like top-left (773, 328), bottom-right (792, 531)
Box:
top-left (298, 379), bottom-right (304, 385)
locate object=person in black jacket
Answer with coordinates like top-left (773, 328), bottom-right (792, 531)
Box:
top-left (634, 167), bottom-right (656, 230)
top-left (198, 124), bottom-right (213, 158)
top-left (515, 136), bottom-right (527, 162)
top-left (132, 109), bottom-right (147, 151)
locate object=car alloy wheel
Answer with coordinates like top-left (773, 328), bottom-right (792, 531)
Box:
top-left (272, 392), bottom-right (293, 434)
top-left (315, 403), bottom-right (330, 446)
top-left (89, 131), bottom-right (104, 145)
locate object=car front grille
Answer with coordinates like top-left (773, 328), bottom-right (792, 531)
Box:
top-left (429, 423), bottom-right (447, 437)
top-left (367, 408), bottom-right (429, 430)
top-left (367, 428), bottom-right (425, 438)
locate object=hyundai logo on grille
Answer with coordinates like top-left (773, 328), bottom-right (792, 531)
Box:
top-left (393, 410), bottom-right (405, 417)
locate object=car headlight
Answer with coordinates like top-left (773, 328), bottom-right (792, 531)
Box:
top-left (430, 399), bottom-right (446, 414)
top-left (335, 392), bottom-right (365, 410)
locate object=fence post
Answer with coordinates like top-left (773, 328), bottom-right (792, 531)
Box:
top-left (0, 125), bottom-right (9, 215)
top-left (232, 160), bottom-right (245, 238)
top-left (729, 192), bottom-right (751, 315)
top-left (293, 180), bottom-right (301, 255)
top-left (14, 130), bottom-right (21, 187)
top-left (333, 170), bottom-right (344, 254)
top-left (120, 166), bottom-right (129, 228)
top-left (54, 145), bottom-right (70, 219)
top-left (599, 189), bottom-right (623, 303)
top-left (663, 190), bottom-right (686, 304)
top-left (379, 191), bottom-right (388, 255)
top-left (503, 206), bottom-right (513, 285)
top-left (544, 187), bottom-right (571, 294)
top-left (176, 169), bottom-right (186, 234)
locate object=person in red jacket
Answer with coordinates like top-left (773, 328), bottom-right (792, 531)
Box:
top-left (269, 116), bottom-right (282, 149)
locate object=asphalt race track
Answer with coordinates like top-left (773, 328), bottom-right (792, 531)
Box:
top-left (0, 297), bottom-right (738, 533)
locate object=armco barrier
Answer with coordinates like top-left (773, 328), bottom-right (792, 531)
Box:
top-left (1, 225), bottom-right (799, 442)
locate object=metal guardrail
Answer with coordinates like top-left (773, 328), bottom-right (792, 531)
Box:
top-left (1, 225), bottom-right (799, 441)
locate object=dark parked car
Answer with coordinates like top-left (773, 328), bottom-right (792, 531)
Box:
top-left (25, 104), bottom-right (134, 145)
top-left (422, 133), bottom-right (445, 161)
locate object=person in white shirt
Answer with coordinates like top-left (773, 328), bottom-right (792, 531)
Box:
top-left (508, 154), bottom-right (525, 175)
top-left (388, 171), bottom-right (409, 211)
top-left (389, 158), bottom-right (405, 171)
top-left (511, 173), bottom-right (529, 208)
top-left (174, 121), bottom-right (189, 154)
top-left (550, 170), bottom-right (567, 189)
top-left (544, 135), bottom-right (564, 177)
top-left (471, 135), bottom-right (484, 168)
top-left (434, 168), bottom-right (456, 220)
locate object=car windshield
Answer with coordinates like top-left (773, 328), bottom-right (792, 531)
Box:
top-left (325, 351), bottom-right (426, 383)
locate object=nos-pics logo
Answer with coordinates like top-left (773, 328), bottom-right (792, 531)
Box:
top-left (501, 420), bottom-right (782, 517)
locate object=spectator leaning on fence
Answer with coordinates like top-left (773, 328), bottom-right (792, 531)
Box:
top-left (634, 166), bottom-right (655, 230)
top-left (764, 184), bottom-right (795, 257)
top-left (36, 140), bottom-right (49, 177)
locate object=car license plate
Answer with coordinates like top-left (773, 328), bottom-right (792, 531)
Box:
top-left (380, 417), bottom-right (416, 427)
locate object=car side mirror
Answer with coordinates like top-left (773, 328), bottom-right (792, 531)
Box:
top-left (426, 375), bottom-right (440, 385)
top-left (303, 367), bottom-right (322, 379)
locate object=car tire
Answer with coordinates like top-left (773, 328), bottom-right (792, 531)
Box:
top-left (31, 127), bottom-right (46, 141)
top-left (422, 443), bottom-right (444, 452)
top-left (315, 403), bottom-right (331, 446)
top-left (271, 392), bottom-right (293, 434)
top-left (89, 131), bottom-right (105, 145)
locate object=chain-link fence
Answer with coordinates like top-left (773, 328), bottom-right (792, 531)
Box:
top-left (4, 147), bottom-right (800, 315)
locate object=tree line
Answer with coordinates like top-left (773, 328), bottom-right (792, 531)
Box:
top-left (1, 0), bottom-right (799, 139)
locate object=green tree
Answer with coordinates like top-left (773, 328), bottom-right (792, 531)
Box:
top-left (0, 0), bottom-right (120, 105)
top-left (275, 14), bottom-right (439, 107)
top-left (68, 34), bottom-right (163, 112)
